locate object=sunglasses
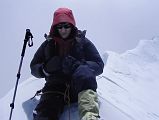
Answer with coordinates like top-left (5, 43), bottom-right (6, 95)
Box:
top-left (56, 23), bottom-right (72, 29)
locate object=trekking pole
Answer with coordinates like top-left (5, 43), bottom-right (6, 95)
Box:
top-left (9, 29), bottom-right (33, 120)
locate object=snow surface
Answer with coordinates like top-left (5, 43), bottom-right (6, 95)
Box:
top-left (1, 37), bottom-right (159, 120)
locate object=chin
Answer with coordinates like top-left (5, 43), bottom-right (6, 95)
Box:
top-left (62, 36), bottom-right (69, 39)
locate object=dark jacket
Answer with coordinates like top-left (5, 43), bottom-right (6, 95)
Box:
top-left (30, 30), bottom-right (104, 94)
top-left (31, 31), bottom-right (103, 76)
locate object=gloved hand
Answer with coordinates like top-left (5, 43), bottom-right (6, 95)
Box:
top-left (62, 56), bottom-right (82, 75)
top-left (44, 56), bottom-right (62, 74)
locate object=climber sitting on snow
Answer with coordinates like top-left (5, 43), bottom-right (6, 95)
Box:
top-left (30, 7), bottom-right (104, 120)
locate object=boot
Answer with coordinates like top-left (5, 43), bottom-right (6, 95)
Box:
top-left (78, 89), bottom-right (100, 120)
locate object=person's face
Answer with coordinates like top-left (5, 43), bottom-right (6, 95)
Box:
top-left (57, 23), bottom-right (72, 39)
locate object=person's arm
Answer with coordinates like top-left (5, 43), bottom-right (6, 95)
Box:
top-left (62, 38), bottom-right (104, 76)
top-left (84, 38), bottom-right (104, 76)
top-left (30, 41), bottom-right (47, 78)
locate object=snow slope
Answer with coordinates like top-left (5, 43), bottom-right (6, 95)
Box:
top-left (1, 37), bottom-right (159, 120)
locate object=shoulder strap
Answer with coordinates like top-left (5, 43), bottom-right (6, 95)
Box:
top-left (76, 30), bottom-right (86, 39)
top-left (75, 30), bottom-right (87, 45)
top-left (44, 33), bottom-right (53, 41)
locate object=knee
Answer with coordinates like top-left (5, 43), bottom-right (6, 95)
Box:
top-left (72, 65), bottom-right (97, 92)
top-left (73, 65), bottom-right (95, 80)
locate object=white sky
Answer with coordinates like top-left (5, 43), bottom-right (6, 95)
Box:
top-left (0, 0), bottom-right (159, 98)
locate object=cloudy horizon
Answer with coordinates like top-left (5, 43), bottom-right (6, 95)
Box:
top-left (0, 0), bottom-right (159, 98)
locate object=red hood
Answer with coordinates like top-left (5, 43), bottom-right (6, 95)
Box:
top-left (50, 8), bottom-right (76, 35)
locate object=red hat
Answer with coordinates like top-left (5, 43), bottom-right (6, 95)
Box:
top-left (50, 8), bottom-right (76, 35)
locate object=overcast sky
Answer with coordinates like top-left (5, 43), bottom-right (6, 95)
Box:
top-left (0, 0), bottom-right (159, 98)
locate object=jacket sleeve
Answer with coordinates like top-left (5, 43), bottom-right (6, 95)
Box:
top-left (30, 41), bottom-right (47, 78)
top-left (84, 38), bottom-right (104, 76)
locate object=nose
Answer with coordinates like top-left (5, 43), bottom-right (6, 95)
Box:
top-left (60, 27), bottom-right (66, 32)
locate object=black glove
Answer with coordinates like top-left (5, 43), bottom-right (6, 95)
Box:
top-left (62, 56), bottom-right (82, 75)
top-left (44, 56), bottom-right (62, 74)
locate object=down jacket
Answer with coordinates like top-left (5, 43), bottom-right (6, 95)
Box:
top-left (30, 30), bottom-right (104, 95)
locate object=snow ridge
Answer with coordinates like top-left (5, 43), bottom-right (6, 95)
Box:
top-left (1, 38), bottom-right (159, 120)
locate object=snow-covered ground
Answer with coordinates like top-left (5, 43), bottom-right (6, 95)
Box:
top-left (0, 37), bottom-right (159, 120)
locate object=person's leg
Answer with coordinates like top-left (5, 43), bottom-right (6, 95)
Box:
top-left (72, 65), bottom-right (100, 120)
top-left (78, 89), bottom-right (99, 120)
top-left (33, 93), bottom-right (65, 120)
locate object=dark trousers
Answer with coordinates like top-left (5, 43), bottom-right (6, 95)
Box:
top-left (33, 82), bottom-right (78, 120)
top-left (33, 93), bottom-right (65, 120)
top-left (33, 65), bottom-right (97, 120)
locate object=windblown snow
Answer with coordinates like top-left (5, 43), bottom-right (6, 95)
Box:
top-left (1, 37), bottom-right (159, 120)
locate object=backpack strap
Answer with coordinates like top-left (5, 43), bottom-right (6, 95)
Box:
top-left (44, 33), bottom-right (53, 41)
top-left (76, 30), bottom-right (86, 42)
